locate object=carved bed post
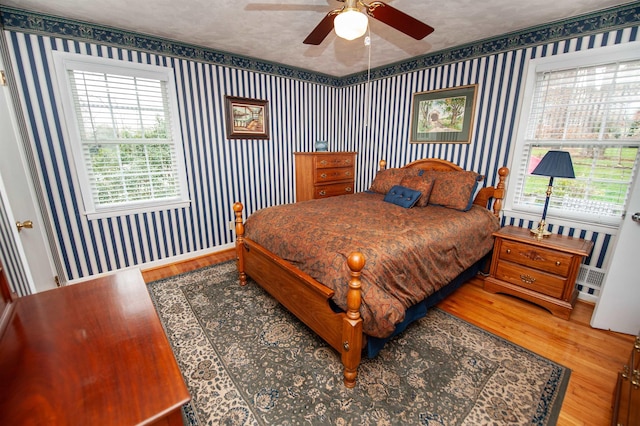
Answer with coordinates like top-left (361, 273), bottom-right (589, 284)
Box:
top-left (342, 251), bottom-right (365, 388)
top-left (492, 167), bottom-right (509, 217)
top-left (233, 202), bottom-right (247, 286)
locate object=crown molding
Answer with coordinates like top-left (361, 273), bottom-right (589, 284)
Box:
top-left (2, 2), bottom-right (639, 87)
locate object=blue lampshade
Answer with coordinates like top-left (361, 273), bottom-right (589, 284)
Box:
top-left (531, 150), bottom-right (575, 178)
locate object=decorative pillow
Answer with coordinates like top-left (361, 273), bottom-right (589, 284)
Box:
top-left (423, 170), bottom-right (483, 211)
top-left (369, 168), bottom-right (419, 194)
top-left (400, 175), bottom-right (435, 207)
top-left (383, 185), bottom-right (422, 209)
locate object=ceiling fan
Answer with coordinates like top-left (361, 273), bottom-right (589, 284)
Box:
top-left (303, 0), bottom-right (434, 45)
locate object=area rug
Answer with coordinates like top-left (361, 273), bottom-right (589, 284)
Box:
top-left (147, 261), bottom-right (570, 425)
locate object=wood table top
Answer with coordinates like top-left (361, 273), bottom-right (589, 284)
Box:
top-left (0, 268), bottom-right (190, 425)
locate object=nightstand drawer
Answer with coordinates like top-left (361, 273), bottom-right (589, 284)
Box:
top-left (315, 155), bottom-right (354, 169)
top-left (314, 167), bottom-right (354, 183)
top-left (499, 239), bottom-right (572, 277)
top-left (314, 183), bottom-right (354, 198)
top-left (495, 261), bottom-right (566, 299)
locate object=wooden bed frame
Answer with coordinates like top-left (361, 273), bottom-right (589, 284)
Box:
top-left (233, 158), bottom-right (509, 387)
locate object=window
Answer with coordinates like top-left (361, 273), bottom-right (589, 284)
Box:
top-left (53, 52), bottom-right (189, 218)
top-left (509, 44), bottom-right (640, 225)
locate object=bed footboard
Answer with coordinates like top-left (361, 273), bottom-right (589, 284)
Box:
top-left (233, 202), bottom-right (364, 387)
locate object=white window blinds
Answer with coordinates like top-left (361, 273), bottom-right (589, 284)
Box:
top-left (513, 58), bottom-right (640, 223)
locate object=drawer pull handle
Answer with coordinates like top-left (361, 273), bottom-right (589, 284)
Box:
top-left (320, 173), bottom-right (327, 178)
top-left (345, 171), bottom-right (351, 176)
top-left (622, 365), bottom-right (630, 379)
top-left (345, 159), bottom-right (351, 164)
top-left (555, 261), bottom-right (561, 266)
top-left (345, 187), bottom-right (352, 192)
top-left (520, 274), bottom-right (536, 284)
top-left (319, 190), bottom-right (326, 196)
top-left (506, 249), bottom-right (511, 254)
top-left (320, 160), bottom-right (328, 165)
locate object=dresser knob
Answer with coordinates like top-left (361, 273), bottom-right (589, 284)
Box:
top-left (320, 160), bottom-right (327, 165)
top-left (520, 274), bottom-right (536, 284)
top-left (506, 249), bottom-right (511, 254)
top-left (345, 171), bottom-right (351, 176)
top-left (622, 364), bottom-right (630, 379)
top-left (320, 173), bottom-right (327, 179)
top-left (556, 261), bottom-right (561, 266)
top-left (318, 190), bottom-right (326, 196)
top-left (345, 187), bottom-right (352, 192)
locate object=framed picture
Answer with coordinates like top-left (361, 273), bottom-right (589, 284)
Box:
top-left (410, 84), bottom-right (478, 143)
top-left (225, 96), bottom-right (270, 139)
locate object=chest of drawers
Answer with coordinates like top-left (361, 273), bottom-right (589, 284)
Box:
top-left (294, 152), bottom-right (357, 201)
top-left (613, 332), bottom-right (640, 426)
top-left (484, 225), bottom-right (593, 319)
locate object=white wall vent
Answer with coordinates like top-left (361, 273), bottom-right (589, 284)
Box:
top-left (576, 265), bottom-right (606, 303)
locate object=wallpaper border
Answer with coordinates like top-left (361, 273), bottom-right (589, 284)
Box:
top-left (1, 2), bottom-right (639, 87)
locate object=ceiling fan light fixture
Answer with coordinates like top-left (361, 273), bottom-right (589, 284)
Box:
top-left (334, 9), bottom-right (368, 41)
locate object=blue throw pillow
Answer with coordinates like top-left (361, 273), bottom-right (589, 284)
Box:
top-left (383, 185), bottom-right (422, 208)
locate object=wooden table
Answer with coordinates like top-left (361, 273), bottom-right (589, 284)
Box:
top-left (0, 268), bottom-right (190, 425)
top-left (484, 225), bottom-right (593, 319)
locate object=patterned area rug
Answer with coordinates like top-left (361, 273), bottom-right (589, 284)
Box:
top-left (147, 261), bottom-right (570, 425)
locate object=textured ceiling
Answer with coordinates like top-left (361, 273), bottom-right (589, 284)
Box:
top-left (0, 0), bottom-right (634, 76)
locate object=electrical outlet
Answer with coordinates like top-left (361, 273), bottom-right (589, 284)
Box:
top-left (228, 221), bottom-right (235, 231)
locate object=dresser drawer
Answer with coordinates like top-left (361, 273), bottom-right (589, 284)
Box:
top-left (315, 155), bottom-right (354, 169)
top-left (314, 167), bottom-right (354, 183)
top-left (314, 183), bottom-right (354, 199)
top-left (495, 261), bottom-right (566, 299)
top-left (499, 239), bottom-right (572, 277)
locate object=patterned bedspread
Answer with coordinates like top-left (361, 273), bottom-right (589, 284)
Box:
top-left (244, 192), bottom-right (500, 338)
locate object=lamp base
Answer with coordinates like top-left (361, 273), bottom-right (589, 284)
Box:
top-left (531, 220), bottom-right (551, 239)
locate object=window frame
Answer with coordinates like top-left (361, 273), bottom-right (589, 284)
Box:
top-left (505, 42), bottom-right (640, 228)
top-left (52, 51), bottom-right (190, 219)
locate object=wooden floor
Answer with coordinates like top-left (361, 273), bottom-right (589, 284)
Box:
top-left (142, 250), bottom-right (635, 426)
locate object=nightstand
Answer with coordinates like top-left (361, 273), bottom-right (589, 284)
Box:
top-left (484, 225), bottom-right (594, 319)
top-left (294, 152), bottom-right (357, 201)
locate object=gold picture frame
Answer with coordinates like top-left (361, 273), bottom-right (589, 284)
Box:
top-left (225, 96), bottom-right (270, 139)
top-left (410, 84), bottom-right (478, 144)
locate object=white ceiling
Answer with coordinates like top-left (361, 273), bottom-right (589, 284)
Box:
top-left (0, 0), bottom-right (633, 77)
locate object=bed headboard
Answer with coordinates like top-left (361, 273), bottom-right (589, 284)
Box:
top-left (378, 158), bottom-right (509, 218)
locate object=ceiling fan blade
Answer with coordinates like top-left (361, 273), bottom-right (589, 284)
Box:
top-left (303, 8), bottom-right (342, 45)
top-left (365, 1), bottom-right (434, 40)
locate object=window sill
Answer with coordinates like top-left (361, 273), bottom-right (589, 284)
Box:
top-left (502, 207), bottom-right (621, 233)
top-left (85, 200), bottom-right (191, 220)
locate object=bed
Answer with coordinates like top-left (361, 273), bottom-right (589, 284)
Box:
top-left (233, 158), bottom-right (509, 387)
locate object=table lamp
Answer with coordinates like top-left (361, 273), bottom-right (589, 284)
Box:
top-left (530, 150), bottom-right (575, 239)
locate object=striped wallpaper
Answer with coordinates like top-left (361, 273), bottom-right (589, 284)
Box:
top-left (1, 6), bottom-right (638, 303)
top-left (4, 32), bottom-right (338, 281)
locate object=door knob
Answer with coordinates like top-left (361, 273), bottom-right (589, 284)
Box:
top-left (632, 212), bottom-right (640, 223)
top-left (16, 220), bottom-right (33, 232)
